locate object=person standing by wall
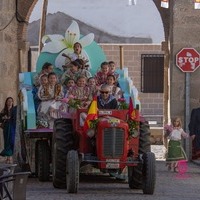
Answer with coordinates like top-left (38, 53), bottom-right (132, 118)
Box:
top-left (189, 106), bottom-right (200, 160)
top-left (0, 97), bottom-right (15, 163)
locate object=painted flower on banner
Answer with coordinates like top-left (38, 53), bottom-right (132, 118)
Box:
top-left (41, 20), bottom-right (94, 71)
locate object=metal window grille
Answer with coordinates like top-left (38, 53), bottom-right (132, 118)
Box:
top-left (141, 54), bottom-right (164, 93)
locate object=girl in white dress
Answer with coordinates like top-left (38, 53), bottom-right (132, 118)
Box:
top-left (164, 117), bottom-right (188, 172)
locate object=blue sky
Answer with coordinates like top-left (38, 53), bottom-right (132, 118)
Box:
top-left (30, 0), bottom-right (164, 43)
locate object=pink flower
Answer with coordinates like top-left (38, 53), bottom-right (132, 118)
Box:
top-left (118, 98), bottom-right (126, 102)
top-left (164, 124), bottom-right (173, 134)
top-left (68, 94), bottom-right (75, 100)
top-left (61, 98), bottom-right (69, 103)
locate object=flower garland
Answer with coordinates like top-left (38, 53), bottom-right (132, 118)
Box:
top-left (118, 98), bottom-right (129, 110)
top-left (127, 119), bottom-right (139, 138)
top-left (89, 119), bottom-right (99, 129)
top-left (61, 95), bottom-right (81, 109)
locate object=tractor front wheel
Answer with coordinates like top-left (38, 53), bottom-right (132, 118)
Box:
top-left (66, 150), bottom-right (79, 193)
top-left (128, 120), bottom-right (151, 189)
top-left (142, 152), bottom-right (156, 195)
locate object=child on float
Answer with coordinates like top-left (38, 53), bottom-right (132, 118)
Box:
top-left (70, 42), bottom-right (84, 61)
top-left (37, 72), bottom-right (64, 128)
top-left (63, 78), bottom-right (75, 97)
top-left (67, 76), bottom-right (93, 126)
top-left (94, 61), bottom-right (110, 86)
top-left (33, 62), bottom-right (53, 87)
top-left (37, 74), bottom-right (49, 101)
top-left (62, 42), bottom-right (88, 70)
top-left (67, 76), bottom-right (92, 109)
top-left (109, 61), bottom-right (119, 80)
top-left (87, 77), bottom-right (99, 96)
top-left (61, 61), bottom-right (91, 85)
top-left (104, 75), bottom-right (122, 100)
top-left (34, 74), bottom-right (48, 113)
top-left (164, 116), bottom-right (188, 172)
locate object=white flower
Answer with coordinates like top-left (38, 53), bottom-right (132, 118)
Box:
top-left (41, 20), bottom-right (94, 71)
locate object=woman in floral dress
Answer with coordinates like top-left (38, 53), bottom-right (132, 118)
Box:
top-left (0, 97), bottom-right (15, 163)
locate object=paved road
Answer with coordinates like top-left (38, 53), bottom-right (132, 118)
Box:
top-left (26, 145), bottom-right (200, 200)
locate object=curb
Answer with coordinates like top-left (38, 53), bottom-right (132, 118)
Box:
top-left (191, 160), bottom-right (200, 166)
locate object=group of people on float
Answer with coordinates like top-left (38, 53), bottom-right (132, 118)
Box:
top-left (32, 42), bottom-right (123, 129)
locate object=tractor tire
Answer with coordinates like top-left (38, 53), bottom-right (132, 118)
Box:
top-left (52, 118), bottom-right (74, 189)
top-left (66, 150), bottom-right (79, 193)
top-left (128, 120), bottom-right (151, 189)
top-left (139, 120), bottom-right (151, 154)
top-left (35, 140), bottom-right (39, 177)
top-left (128, 165), bottom-right (143, 189)
top-left (142, 152), bottom-right (156, 195)
top-left (37, 140), bottom-right (51, 181)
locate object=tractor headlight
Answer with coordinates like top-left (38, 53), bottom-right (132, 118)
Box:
top-left (87, 128), bottom-right (95, 138)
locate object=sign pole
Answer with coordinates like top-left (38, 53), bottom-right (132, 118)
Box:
top-left (185, 73), bottom-right (190, 159)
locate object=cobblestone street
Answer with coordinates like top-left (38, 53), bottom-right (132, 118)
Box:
top-left (25, 145), bottom-right (200, 200)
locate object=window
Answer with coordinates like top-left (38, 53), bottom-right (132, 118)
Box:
top-left (141, 54), bottom-right (164, 93)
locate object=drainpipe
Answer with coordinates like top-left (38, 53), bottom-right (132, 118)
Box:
top-left (119, 46), bottom-right (124, 69)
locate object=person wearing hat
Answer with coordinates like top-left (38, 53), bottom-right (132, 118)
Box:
top-left (61, 60), bottom-right (91, 85)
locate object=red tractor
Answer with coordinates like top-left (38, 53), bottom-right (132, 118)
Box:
top-left (52, 109), bottom-right (156, 194)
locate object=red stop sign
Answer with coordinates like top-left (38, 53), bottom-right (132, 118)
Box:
top-left (176, 48), bottom-right (200, 72)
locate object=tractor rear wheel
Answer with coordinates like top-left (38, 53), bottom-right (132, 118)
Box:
top-left (35, 140), bottom-right (39, 177)
top-left (139, 120), bottom-right (151, 153)
top-left (37, 140), bottom-right (51, 181)
top-left (66, 150), bottom-right (79, 193)
top-left (128, 120), bottom-right (151, 189)
top-left (142, 152), bottom-right (156, 194)
top-left (52, 118), bottom-right (74, 189)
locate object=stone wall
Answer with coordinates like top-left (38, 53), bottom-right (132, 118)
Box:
top-left (170, 1), bottom-right (200, 118)
top-left (0, 0), bottom-right (19, 103)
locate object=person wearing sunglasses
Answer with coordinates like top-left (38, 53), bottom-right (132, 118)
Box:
top-left (97, 84), bottom-right (118, 109)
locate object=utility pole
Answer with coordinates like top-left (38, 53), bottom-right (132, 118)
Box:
top-left (38, 0), bottom-right (48, 53)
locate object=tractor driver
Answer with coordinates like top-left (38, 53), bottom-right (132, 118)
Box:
top-left (97, 84), bottom-right (118, 109)
top-left (80, 84), bottom-right (118, 126)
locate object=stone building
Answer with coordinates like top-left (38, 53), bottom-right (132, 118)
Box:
top-left (1, 0), bottom-right (200, 156)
